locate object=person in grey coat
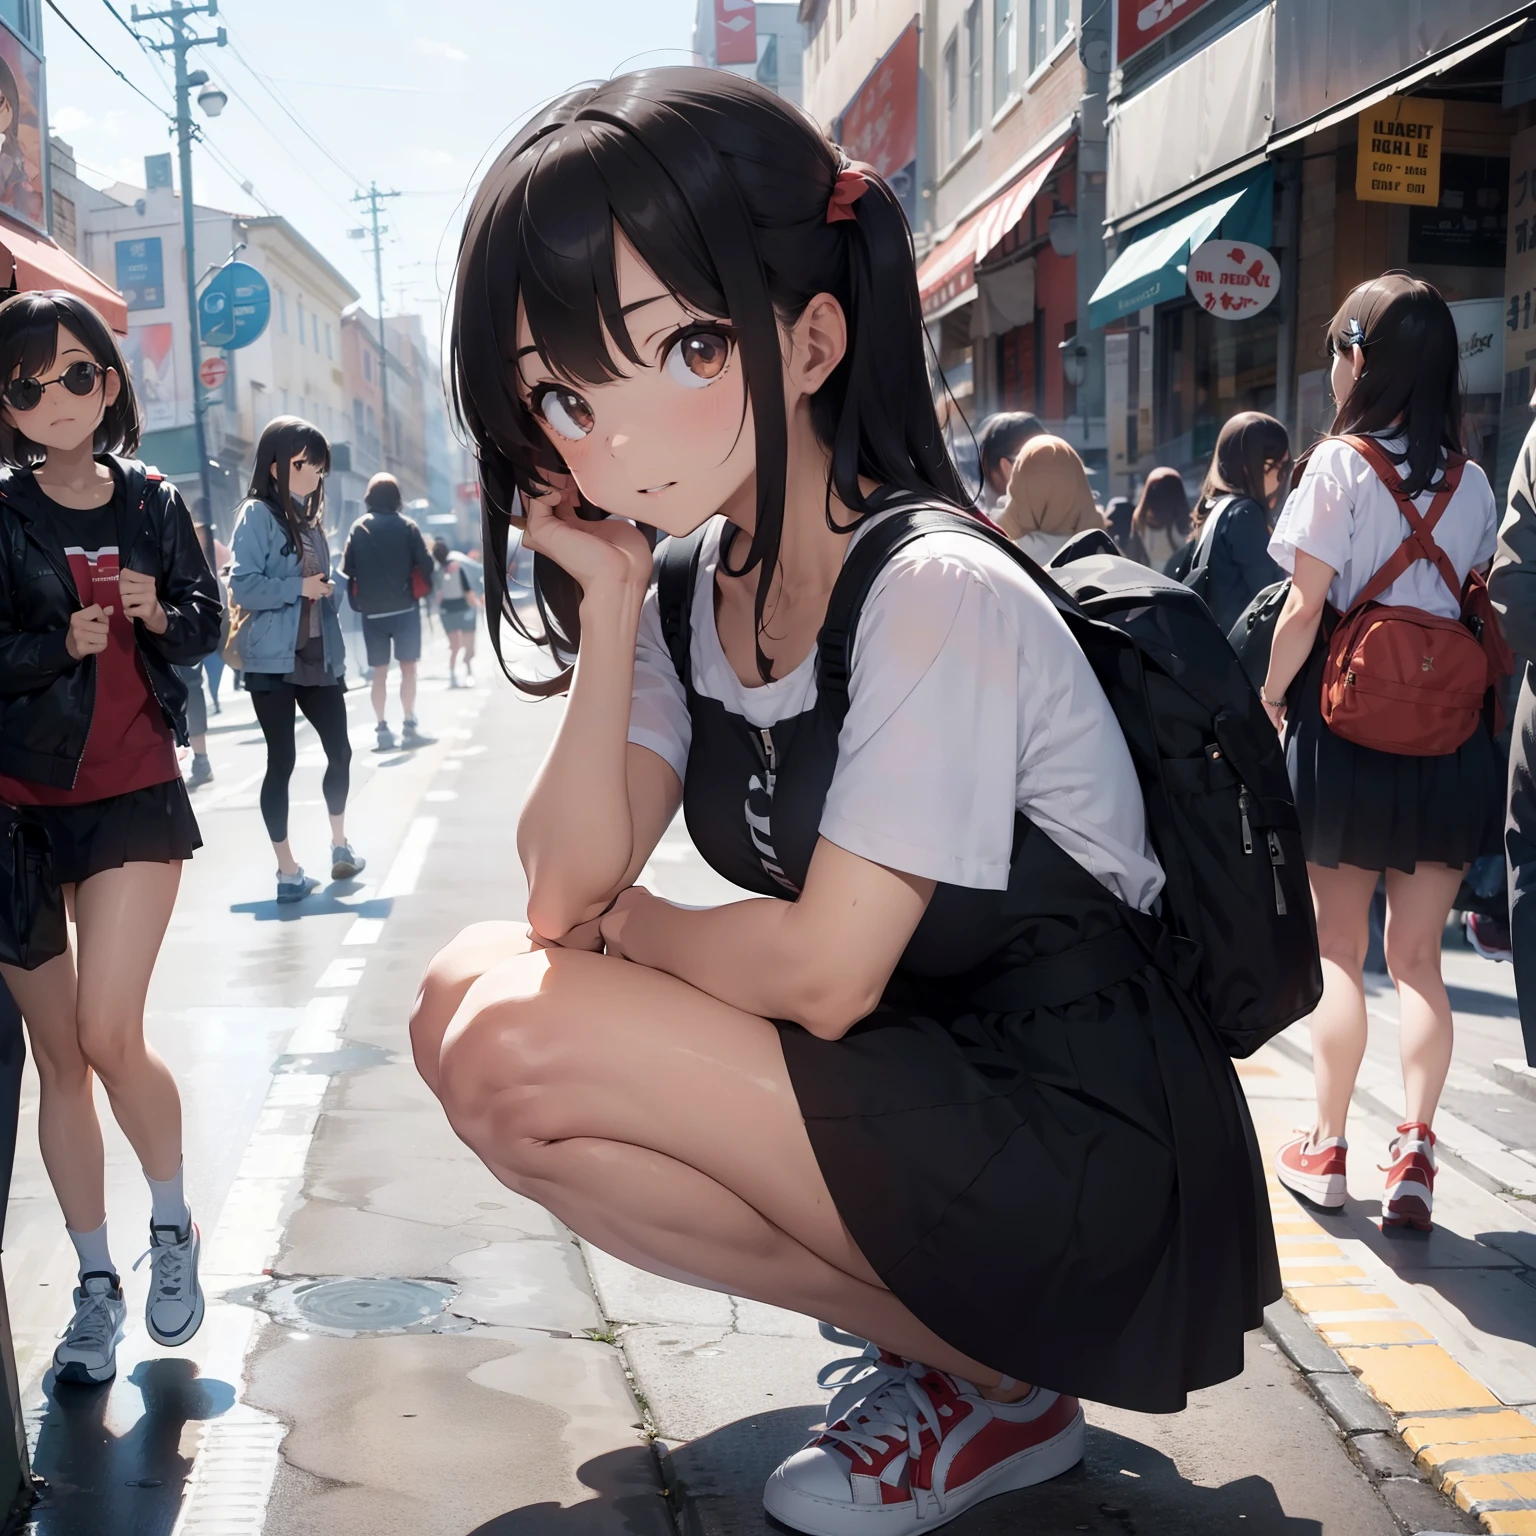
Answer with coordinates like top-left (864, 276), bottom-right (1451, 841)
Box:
top-left (1492, 422), bottom-right (1536, 1064)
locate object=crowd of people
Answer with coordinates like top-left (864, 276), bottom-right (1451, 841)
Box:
top-left (0, 62), bottom-right (1530, 1536)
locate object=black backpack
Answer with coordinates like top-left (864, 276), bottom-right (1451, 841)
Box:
top-left (1174, 495), bottom-right (1236, 606)
top-left (662, 505), bottom-right (1321, 1059)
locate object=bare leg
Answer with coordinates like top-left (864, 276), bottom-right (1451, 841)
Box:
top-left (1384, 863), bottom-right (1467, 1128)
top-left (1, 920), bottom-right (105, 1231)
top-left (272, 838), bottom-right (300, 877)
top-left (71, 863), bottom-right (184, 1181)
top-left (400, 660), bottom-right (418, 720)
top-left (415, 929), bottom-right (1024, 1389)
top-left (371, 662), bottom-right (389, 725)
top-left (1307, 862), bottom-right (1380, 1142)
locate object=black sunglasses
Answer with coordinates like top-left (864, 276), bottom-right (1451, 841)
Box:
top-left (3, 360), bottom-right (106, 413)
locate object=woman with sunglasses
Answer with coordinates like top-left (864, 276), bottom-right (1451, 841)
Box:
top-left (0, 291), bottom-right (221, 1385)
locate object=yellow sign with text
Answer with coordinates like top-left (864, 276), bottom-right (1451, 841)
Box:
top-left (1355, 96), bottom-right (1443, 206)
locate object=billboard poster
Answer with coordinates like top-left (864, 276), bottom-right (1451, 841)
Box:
top-left (115, 238), bottom-right (165, 311)
top-left (1503, 126), bottom-right (1536, 407)
top-left (122, 323), bottom-right (180, 431)
top-left (836, 21), bottom-right (919, 227)
top-left (714, 0), bottom-right (757, 65)
top-left (1116, 0), bottom-right (1219, 66)
top-left (0, 23), bottom-right (44, 230)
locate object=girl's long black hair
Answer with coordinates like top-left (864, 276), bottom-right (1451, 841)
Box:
top-left (449, 67), bottom-right (966, 694)
top-left (1327, 271), bottom-right (1463, 497)
top-left (246, 415), bottom-right (329, 557)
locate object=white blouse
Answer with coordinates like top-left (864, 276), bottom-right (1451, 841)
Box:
top-left (627, 510), bottom-right (1165, 911)
top-left (1269, 437), bottom-right (1498, 616)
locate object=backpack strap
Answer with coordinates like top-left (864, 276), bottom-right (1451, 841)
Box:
top-left (657, 527), bottom-right (708, 686)
top-left (1340, 434), bottom-right (1466, 611)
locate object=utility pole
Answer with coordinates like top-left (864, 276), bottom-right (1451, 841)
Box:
top-left (351, 183), bottom-right (400, 470)
top-left (134, 1), bottom-right (225, 526)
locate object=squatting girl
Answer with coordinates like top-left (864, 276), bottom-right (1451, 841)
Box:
top-left (411, 71), bottom-right (1277, 1534)
top-left (0, 291), bottom-right (220, 1385)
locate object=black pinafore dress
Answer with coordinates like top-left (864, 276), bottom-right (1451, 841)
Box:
top-left (662, 524), bottom-right (1279, 1414)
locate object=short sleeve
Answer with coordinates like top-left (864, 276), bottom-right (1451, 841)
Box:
top-left (819, 549), bottom-right (1024, 888)
top-left (627, 588), bottom-right (691, 782)
top-left (1269, 441), bottom-right (1356, 580)
top-left (1471, 465), bottom-right (1499, 568)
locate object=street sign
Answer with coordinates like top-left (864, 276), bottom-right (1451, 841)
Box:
top-left (198, 356), bottom-right (228, 389)
top-left (115, 238), bottom-right (164, 311)
top-left (1355, 95), bottom-right (1443, 208)
top-left (1186, 240), bottom-right (1280, 319)
top-left (198, 262), bottom-right (271, 350)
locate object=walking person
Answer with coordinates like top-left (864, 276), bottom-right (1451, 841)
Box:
top-left (975, 410), bottom-right (1045, 517)
top-left (996, 434), bottom-right (1105, 563)
top-left (175, 657), bottom-right (212, 788)
top-left (1264, 274), bottom-right (1503, 1230)
top-left (410, 71), bottom-right (1277, 1534)
top-left (1178, 412), bottom-right (1290, 634)
top-left (0, 291), bottom-right (220, 1384)
top-left (1124, 466), bottom-right (1191, 572)
top-left (228, 417), bottom-right (364, 903)
top-left (433, 537), bottom-right (482, 688)
top-left (341, 473), bottom-right (435, 750)
top-left (1493, 416), bottom-right (1536, 1061)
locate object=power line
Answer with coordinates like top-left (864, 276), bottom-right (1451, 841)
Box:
top-left (96, 0), bottom-right (145, 45)
top-left (44, 0), bottom-right (171, 119)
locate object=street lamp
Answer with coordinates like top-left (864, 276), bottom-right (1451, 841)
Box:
top-left (1059, 339), bottom-right (1089, 390)
top-left (1048, 203), bottom-right (1079, 259)
top-left (195, 80), bottom-right (228, 117)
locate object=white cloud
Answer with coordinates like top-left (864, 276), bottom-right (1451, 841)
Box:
top-left (52, 106), bottom-right (94, 134)
top-left (412, 37), bottom-right (467, 62)
top-left (411, 148), bottom-right (457, 169)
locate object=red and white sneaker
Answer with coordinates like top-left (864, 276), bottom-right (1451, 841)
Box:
top-left (1274, 1131), bottom-right (1348, 1209)
top-left (763, 1350), bottom-right (1084, 1535)
top-left (1381, 1122), bottom-right (1436, 1232)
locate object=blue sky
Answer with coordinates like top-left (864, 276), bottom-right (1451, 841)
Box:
top-left (43, 0), bottom-right (697, 341)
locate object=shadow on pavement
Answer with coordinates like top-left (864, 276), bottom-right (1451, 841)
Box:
top-left (228, 889), bottom-right (391, 923)
top-left (1445, 983), bottom-right (1522, 1018)
top-left (29, 1359), bottom-right (236, 1535)
top-left (459, 1414), bottom-right (1322, 1536)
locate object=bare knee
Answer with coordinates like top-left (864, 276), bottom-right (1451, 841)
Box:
top-left (75, 1008), bottom-right (142, 1084)
top-left (411, 922), bottom-right (533, 1092)
top-left (1317, 925), bottom-right (1368, 976)
top-left (1383, 924), bottom-right (1444, 986)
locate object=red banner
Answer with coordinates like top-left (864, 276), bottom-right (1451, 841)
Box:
top-left (714, 0), bottom-right (757, 65)
top-left (837, 21), bottom-right (919, 183)
top-left (1116, 0), bottom-right (1219, 64)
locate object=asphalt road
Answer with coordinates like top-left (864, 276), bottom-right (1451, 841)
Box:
top-left (0, 630), bottom-right (1515, 1535)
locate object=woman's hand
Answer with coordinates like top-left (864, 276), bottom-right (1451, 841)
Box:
top-left (65, 603), bottom-right (111, 659)
top-left (119, 568), bottom-right (168, 635)
top-left (598, 886), bottom-right (654, 961)
top-left (301, 573), bottom-right (334, 602)
top-left (521, 472), bottom-right (653, 598)
top-left (526, 912), bottom-right (607, 952)
top-left (1262, 697), bottom-right (1287, 734)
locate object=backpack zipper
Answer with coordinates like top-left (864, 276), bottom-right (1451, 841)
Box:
top-left (1238, 786), bottom-right (1254, 855)
top-left (1267, 830), bottom-right (1289, 916)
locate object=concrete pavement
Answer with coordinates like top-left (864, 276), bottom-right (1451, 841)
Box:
top-left (1, 638), bottom-right (1527, 1534)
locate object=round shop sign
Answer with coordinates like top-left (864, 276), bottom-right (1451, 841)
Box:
top-left (198, 261), bottom-right (272, 350)
top-left (1186, 240), bottom-right (1280, 319)
top-left (198, 356), bottom-right (228, 389)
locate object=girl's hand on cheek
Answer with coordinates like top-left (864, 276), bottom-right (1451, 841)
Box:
top-left (521, 471), bottom-right (653, 597)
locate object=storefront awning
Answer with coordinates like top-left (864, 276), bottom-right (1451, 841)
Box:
top-left (918, 145), bottom-right (1067, 318)
top-left (1088, 168), bottom-right (1271, 330)
top-left (0, 216), bottom-right (129, 334)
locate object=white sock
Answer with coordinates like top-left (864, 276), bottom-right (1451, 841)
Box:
top-left (67, 1219), bottom-right (115, 1281)
top-left (145, 1162), bottom-right (191, 1231)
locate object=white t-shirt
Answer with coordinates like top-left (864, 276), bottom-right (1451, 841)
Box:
top-left (1268, 437), bottom-right (1498, 617)
top-left (627, 511), bottom-right (1165, 910)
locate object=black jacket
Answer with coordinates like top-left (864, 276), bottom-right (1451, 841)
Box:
top-left (341, 508), bottom-right (433, 617)
top-left (0, 456), bottom-right (223, 790)
top-left (1188, 495), bottom-right (1284, 635)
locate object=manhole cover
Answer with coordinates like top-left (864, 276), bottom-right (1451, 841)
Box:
top-left (259, 1277), bottom-right (457, 1336)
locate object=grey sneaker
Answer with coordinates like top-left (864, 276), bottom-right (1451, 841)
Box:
top-left (53, 1272), bottom-right (126, 1385)
top-left (330, 844), bottom-right (366, 881)
top-left (374, 722), bottom-right (397, 752)
top-left (400, 718), bottom-right (435, 748)
top-left (277, 868), bottom-right (320, 904)
top-left (187, 753), bottom-right (213, 789)
top-left (135, 1220), bottom-right (205, 1347)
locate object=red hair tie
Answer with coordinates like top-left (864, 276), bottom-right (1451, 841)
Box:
top-left (826, 163), bottom-right (872, 224)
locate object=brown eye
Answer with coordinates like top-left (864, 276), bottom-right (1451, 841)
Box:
top-left (665, 329), bottom-right (732, 388)
top-left (534, 386), bottom-right (595, 441)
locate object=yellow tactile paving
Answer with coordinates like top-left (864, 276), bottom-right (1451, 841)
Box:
top-left (1318, 1319), bottom-right (1434, 1346)
top-left (1401, 1411), bottom-right (1536, 1455)
top-left (1235, 1062), bottom-right (1279, 1077)
top-left (1447, 1469), bottom-right (1536, 1513)
top-left (1484, 1514), bottom-right (1536, 1536)
top-left (1286, 1285), bottom-right (1399, 1313)
top-left (1273, 1219), bottom-right (1326, 1235)
top-left (1420, 1435), bottom-right (1536, 1469)
top-left (1281, 1265), bottom-right (1370, 1285)
top-left (1275, 1241), bottom-right (1346, 1256)
top-left (1340, 1345), bottom-right (1503, 1414)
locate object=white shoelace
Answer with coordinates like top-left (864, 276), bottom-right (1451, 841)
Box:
top-left (134, 1227), bottom-right (191, 1306)
top-left (59, 1285), bottom-right (118, 1353)
top-left (815, 1349), bottom-right (953, 1516)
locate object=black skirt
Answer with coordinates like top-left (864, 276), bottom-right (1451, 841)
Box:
top-left (1286, 642), bottom-right (1503, 873)
top-left (22, 778), bottom-right (201, 886)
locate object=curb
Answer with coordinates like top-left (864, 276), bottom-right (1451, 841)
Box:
top-left (1494, 1060), bottom-right (1536, 1105)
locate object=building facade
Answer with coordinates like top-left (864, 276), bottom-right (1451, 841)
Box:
top-left (695, 0), bottom-right (805, 103)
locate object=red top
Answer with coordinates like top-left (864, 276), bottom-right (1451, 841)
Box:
top-left (0, 496), bottom-right (178, 806)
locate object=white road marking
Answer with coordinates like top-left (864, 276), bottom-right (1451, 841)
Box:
top-left (315, 958), bottom-right (367, 989)
top-left (378, 816), bottom-right (439, 899)
top-left (343, 918), bottom-right (385, 947)
top-left (425, 790), bottom-right (458, 802)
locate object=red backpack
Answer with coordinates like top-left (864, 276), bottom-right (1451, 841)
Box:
top-left (1320, 435), bottom-right (1510, 756)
